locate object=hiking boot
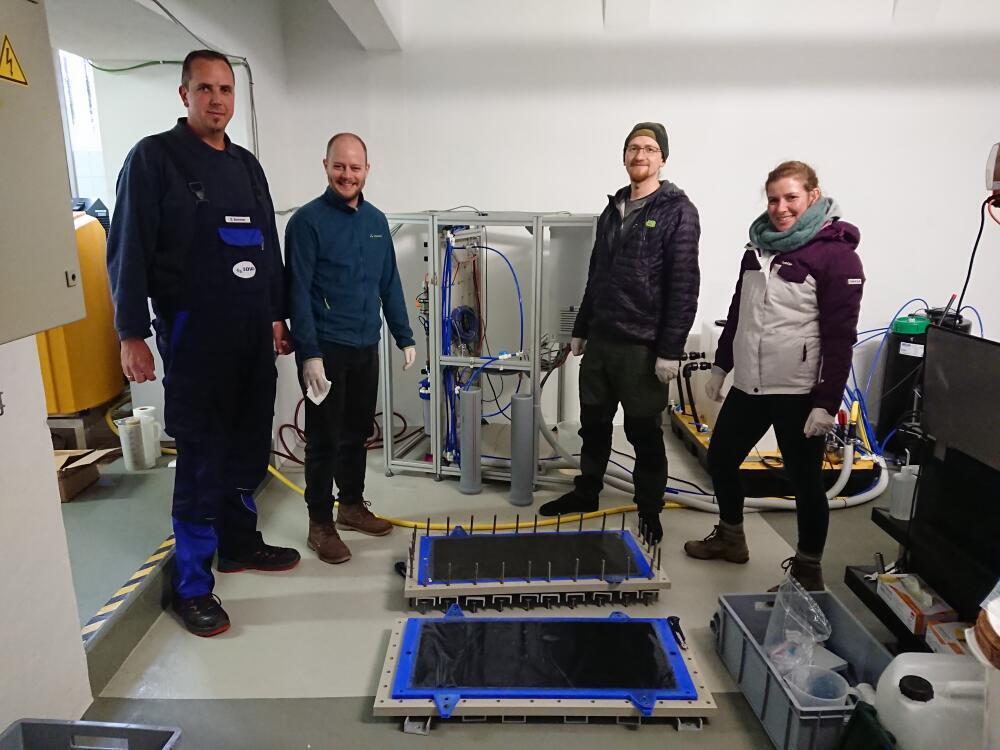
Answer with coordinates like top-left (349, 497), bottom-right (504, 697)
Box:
top-left (172, 593), bottom-right (230, 637)
top-left (638, 511), bottom-right (663, 545)
top-left (308, 519), bottom-right (352, 564)
top-left (538, 490), bottom-right (599, 517)
top-left (217, 542), bottom-right (301, 573)
top-left (336, 499), bottom-right (393, 537)
top-left (683, 523), bottom-right (750, 563)
top-left (771, 555), bottom-right (825, 592)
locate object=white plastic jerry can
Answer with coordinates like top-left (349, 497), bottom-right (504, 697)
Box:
top-left (874, 652), bottom-right (986, 750)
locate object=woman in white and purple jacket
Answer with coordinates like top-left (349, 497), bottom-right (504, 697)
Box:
top-left (684, 160), bottom-right (865, 591)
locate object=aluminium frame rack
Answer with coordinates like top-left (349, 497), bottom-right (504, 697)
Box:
top-left (380, 211), bottom-right (597, 487)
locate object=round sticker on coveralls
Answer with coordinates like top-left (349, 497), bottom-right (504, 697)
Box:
top-left (233, 261), bottom-right (257, 279)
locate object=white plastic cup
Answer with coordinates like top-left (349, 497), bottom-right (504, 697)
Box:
top-left (116, 417), bottom-right (148, 472)
top-left (786, 666), bottom-right (851, 708)
top-left (889, 466), bottom-right (919, 521)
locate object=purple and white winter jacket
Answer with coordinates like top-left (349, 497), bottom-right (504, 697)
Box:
top-left (713, 220), bottom-right (864, 415)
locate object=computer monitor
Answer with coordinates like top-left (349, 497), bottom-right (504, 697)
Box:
top-left (923, 325), bottom-right (1000, 472)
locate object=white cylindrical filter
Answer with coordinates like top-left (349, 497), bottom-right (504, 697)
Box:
top-left (116, 416), bottom-right (149, 471)
top-left (458, 387), bottom-right (482, 495)
top-left (889, 466), bottom-right (919, 520)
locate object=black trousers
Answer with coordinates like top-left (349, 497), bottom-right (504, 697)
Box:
top-left (707, 388), bottom-right (828, 556)
top-left (301, 342), bottom-right (379, 522)
top-left (575, 338), bottom-right (669, 513)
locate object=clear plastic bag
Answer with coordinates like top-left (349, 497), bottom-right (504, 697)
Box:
top-left (764, 576), bottom-right (832, 675)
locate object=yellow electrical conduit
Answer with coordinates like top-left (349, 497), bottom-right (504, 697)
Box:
top-left (106, 400), bottom-right (678, 531)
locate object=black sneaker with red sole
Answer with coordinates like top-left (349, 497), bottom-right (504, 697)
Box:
top-left (172, 593), bottom-right (231, 637)
top-left (217, 543), bottom-right (301, 573)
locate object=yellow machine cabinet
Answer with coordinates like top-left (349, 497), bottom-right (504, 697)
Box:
top-left (36, 213), bottom-right (123, 415)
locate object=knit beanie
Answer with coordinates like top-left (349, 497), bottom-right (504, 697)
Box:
top-left (624, 122), bottom-right (669, 159)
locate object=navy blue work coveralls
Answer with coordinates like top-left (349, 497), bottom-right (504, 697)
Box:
top-left (106, 119), bottom-right (282, 600)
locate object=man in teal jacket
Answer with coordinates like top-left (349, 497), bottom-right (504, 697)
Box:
top-left (285, 133), bottom-right (415, 565)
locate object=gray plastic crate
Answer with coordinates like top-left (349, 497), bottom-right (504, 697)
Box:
top-left (0, 720), bottom-right (180, 750)
top-left (713, 592), bottom-right (891, 750)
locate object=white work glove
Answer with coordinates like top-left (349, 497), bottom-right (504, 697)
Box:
top-left (570, 337), bottom-right (586, 356)
top-left (302, 357), bottom-right (330, 403)
top-left (803, 407), bottom-right (835, 438)
top-left (654, 358), bottom-right (679, 384)
top-left (705, 365), bottom-right (726, 402)
top-left (402, 346), bottom-right (416, 370)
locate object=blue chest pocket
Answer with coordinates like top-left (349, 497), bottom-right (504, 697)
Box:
top-left (219, 227), bottom-right (264, 248)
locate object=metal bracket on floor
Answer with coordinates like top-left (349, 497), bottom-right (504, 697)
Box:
top-left (403, 716), bottom-right (432, 736)
top-left (616, 714), bottom-right (642, 728)
top-left (673, 716), bottom-right (704, 732)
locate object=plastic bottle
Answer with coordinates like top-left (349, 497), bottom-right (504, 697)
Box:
top-left (874, 652), bottom-right (985, 750)
top-left (889, 465), bottom-right (919, 521)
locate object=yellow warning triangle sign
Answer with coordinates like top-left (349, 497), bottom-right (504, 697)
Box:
top-left (0, 35), bottom-right (28, 86)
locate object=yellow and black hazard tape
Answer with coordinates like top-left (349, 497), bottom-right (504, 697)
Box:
top-left (81, 535), bottom-right (176, 642)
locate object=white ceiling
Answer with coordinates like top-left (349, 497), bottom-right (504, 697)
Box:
top-left (45, 0), bottom-right (195, 60)
top-left (44, 0), bottom-right (1000, 62)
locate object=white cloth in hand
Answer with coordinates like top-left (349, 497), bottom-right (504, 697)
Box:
top-left (303, 358), bottom-right (331, 405)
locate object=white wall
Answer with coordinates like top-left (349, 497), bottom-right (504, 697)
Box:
top-left (277, 12), bottom-right (1000, 340)
top-left (94, 63), bottom-right (252, 212)
top-left (50, 0), bottom-right (1000, 434)
top-left (0, 338), bottom-right (92, 726)
top-left (275, 9), bottom-right (1000, 433)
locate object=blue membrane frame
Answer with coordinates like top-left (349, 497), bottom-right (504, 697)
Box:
top-left (391, 608), bottom-right (697, 718)
top-left (415, 528), bottom-right (653, 586)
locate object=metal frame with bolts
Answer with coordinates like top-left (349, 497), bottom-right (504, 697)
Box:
top-left (402, 514), bottom-right (670, 612)
top-left (373, 616), bottom-right (715, 731)
top-left (379, 212), bottom-right (596, 487)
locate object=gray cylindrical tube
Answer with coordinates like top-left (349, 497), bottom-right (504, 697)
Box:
top-left (459, 387), bottom-right (482, 494)
top-left (509, 393), bottom-right (534, 506)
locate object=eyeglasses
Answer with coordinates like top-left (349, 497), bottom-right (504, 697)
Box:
top-left (626, 145), bottom-right (661, 155)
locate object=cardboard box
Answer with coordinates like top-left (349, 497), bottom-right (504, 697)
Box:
top-left (876, 574), bottom-right (958, 635)
top-left (926, 621), bottom-right (973, 656)
top-left (54, 449), bottom-right (120, 502)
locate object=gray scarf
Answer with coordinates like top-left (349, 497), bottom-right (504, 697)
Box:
top-left (748, 197), bottom-right (840, 253)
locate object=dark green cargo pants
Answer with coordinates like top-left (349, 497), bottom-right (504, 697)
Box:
top-left (575, 337), bottom-right (669, 512)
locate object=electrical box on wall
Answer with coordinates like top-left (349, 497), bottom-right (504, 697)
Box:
top-left (0, 0), bottom-right (85, 345)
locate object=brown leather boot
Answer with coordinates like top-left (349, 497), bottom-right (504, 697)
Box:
top-left (307, 520), bottom-right (352, 564)
top-left (782, 555), bottom-right (825, 591)
top-left (683, 523), bottom-right (750, 563)
top-left (336, 500), bottom-right (393, 537)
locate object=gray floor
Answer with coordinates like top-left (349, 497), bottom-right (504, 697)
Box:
top-left (64, 430), bottom-right (900, 748)
top-left (61, 457), bottom-right (174, 626)
top-left (84, 693), bottom-right (774, 749)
